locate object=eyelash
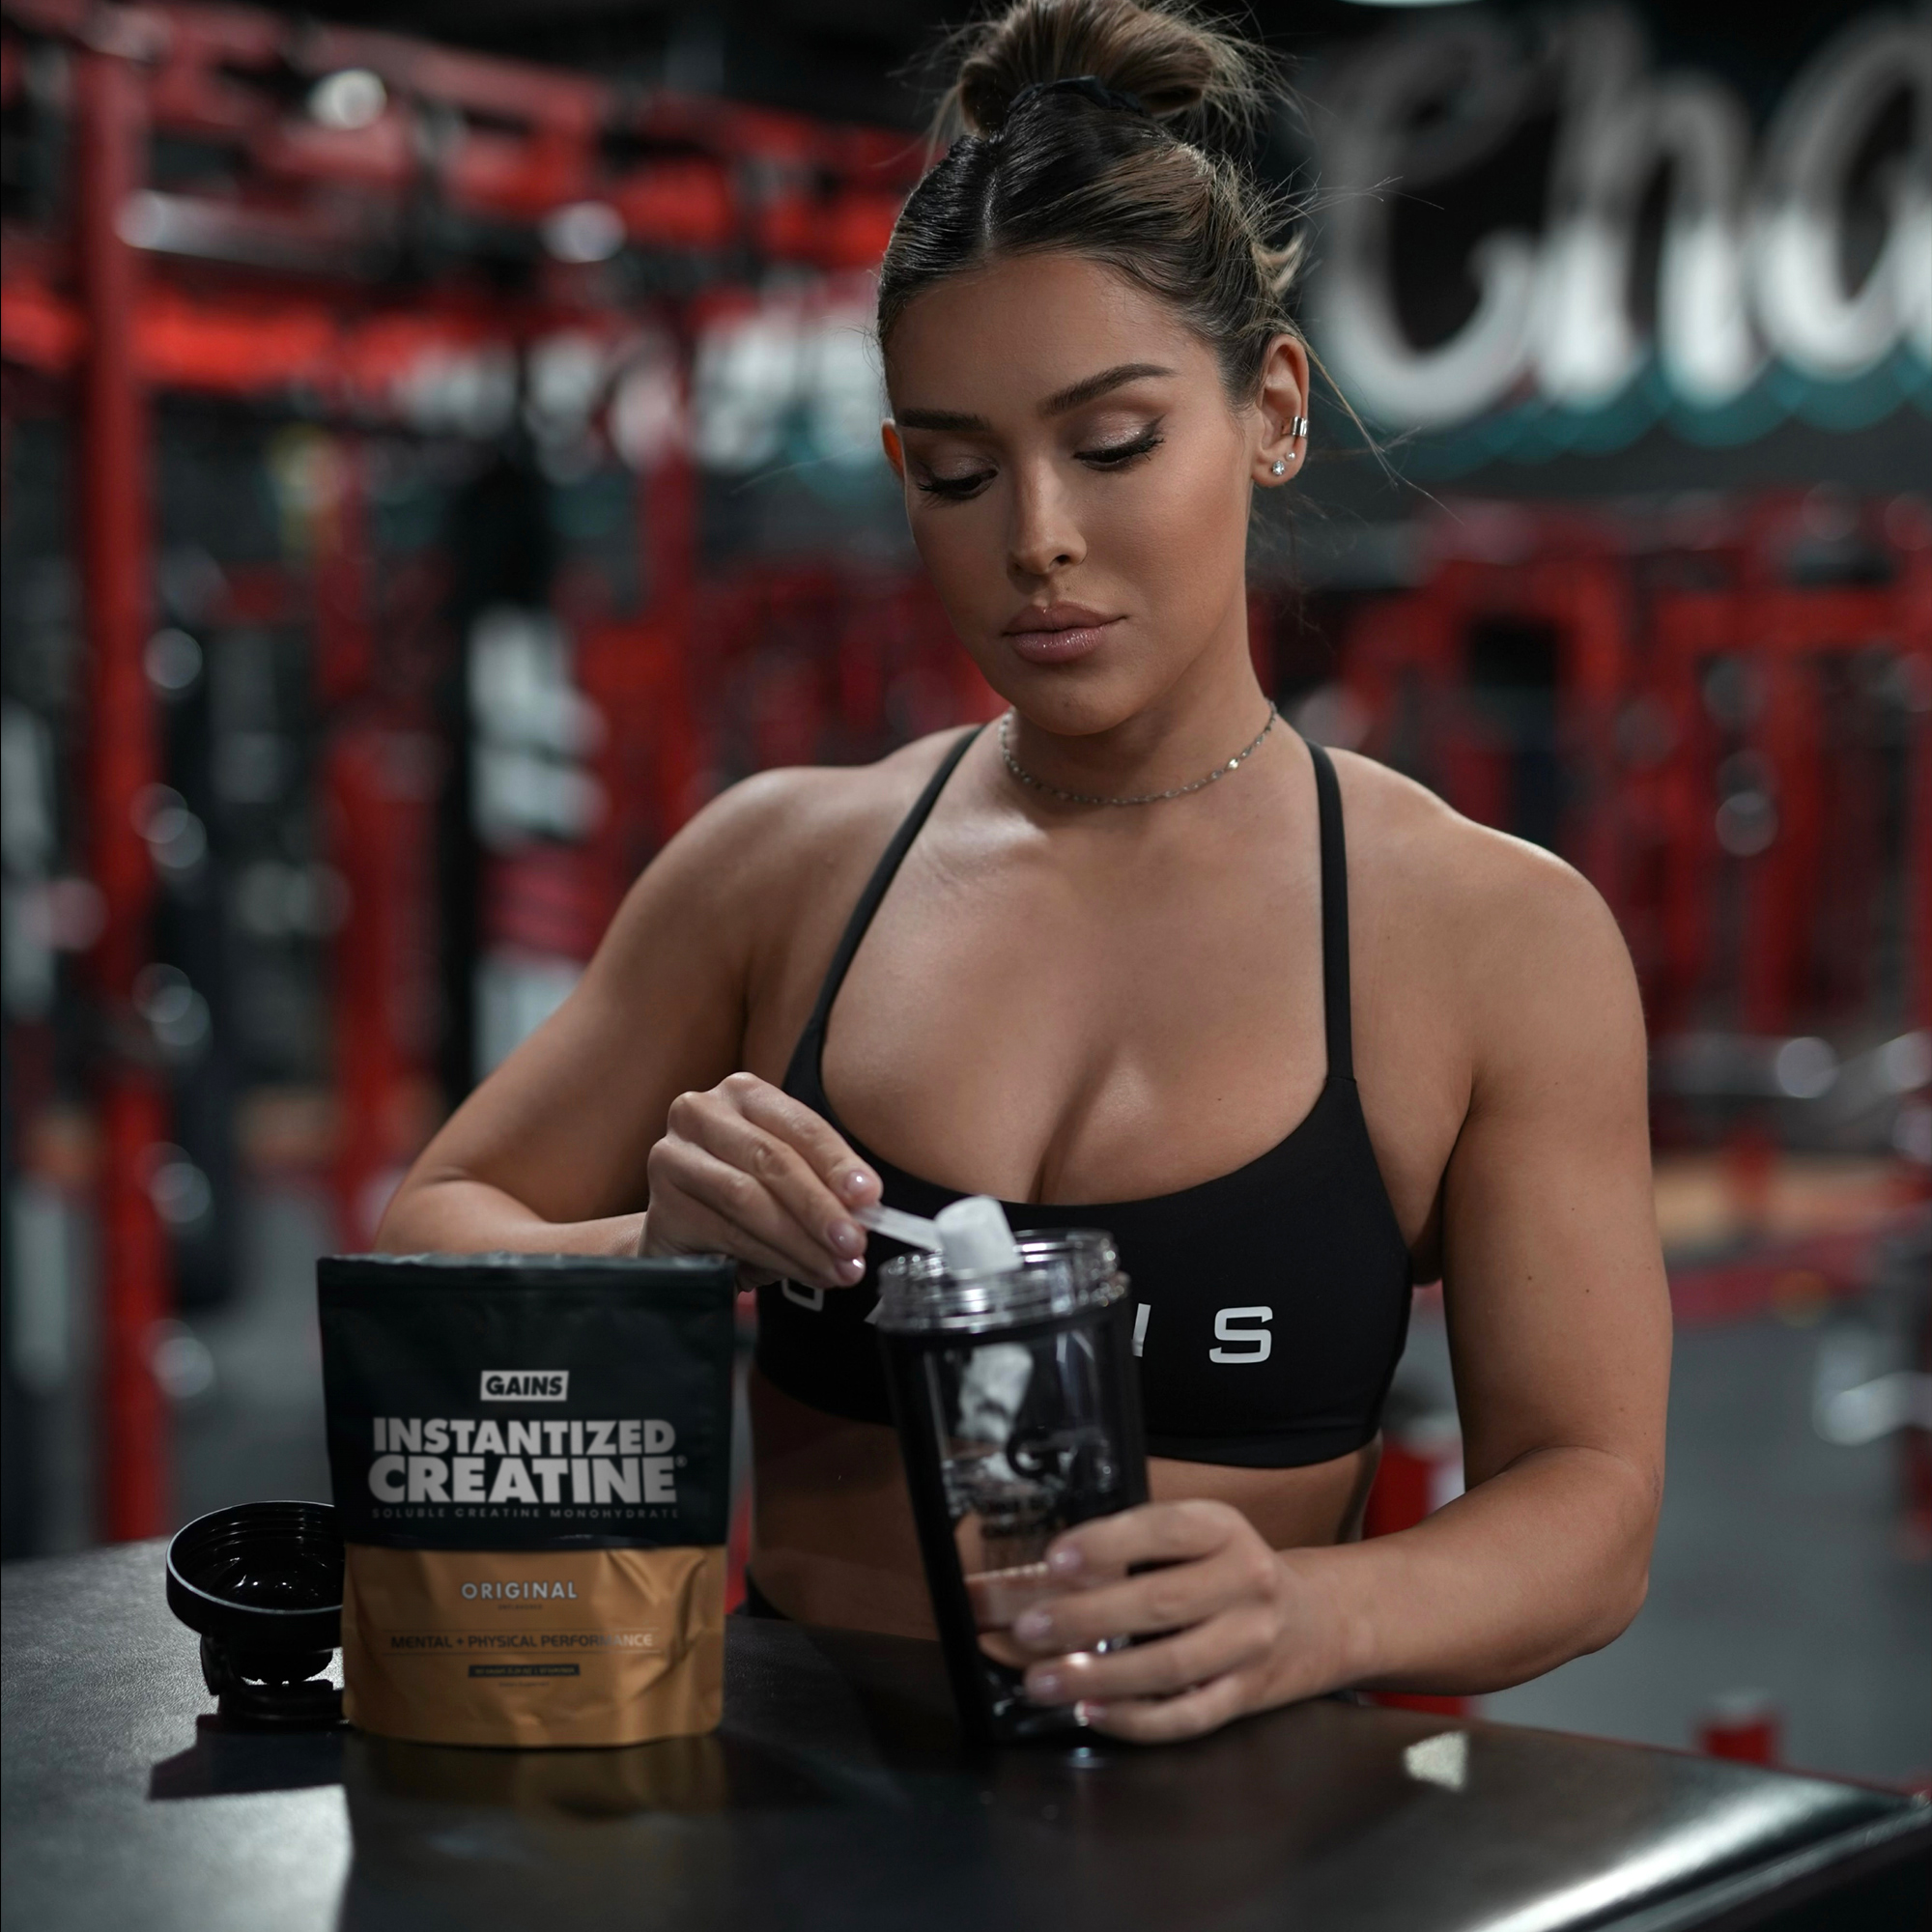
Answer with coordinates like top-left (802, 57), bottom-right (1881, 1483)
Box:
top-left (916, 428), bottom-right (1166, 500)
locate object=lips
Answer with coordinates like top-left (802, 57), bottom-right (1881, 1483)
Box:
top-left (1002, 603), bottom-right (1122, 666)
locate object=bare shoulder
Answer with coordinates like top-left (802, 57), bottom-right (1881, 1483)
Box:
top-left (596, 727), bottom-right (974, 967)
top-left (1328, 749), bottom-right (1642, 1075)
top-left (678, 727), bottom-right (967, 886)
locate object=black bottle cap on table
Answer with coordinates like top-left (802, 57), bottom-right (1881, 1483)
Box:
top-left (166, 1501), bottom-right (344, 1651)
top-left (166, 1502), bottom-right (345, 1726)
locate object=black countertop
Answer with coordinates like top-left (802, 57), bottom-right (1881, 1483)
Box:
top-left (4, 1541), bottom-right (1926, 1932)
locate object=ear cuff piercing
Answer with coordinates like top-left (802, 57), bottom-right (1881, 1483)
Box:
top-left (1270, 415), bottom-right (1311, 477)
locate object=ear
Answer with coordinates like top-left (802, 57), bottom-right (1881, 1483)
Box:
top-left (881, 419), bottom-right (906, 482)
top-left (1252, 334), bottom-right (1311, 487)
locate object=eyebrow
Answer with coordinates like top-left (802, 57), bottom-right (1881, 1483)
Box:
top-left (894, 362), bottom-right (1176, 435)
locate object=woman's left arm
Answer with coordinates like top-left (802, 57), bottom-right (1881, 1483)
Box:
top-left (1011, 851), bottom-right (1671, 1742)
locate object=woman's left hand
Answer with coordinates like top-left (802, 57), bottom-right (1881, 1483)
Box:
top-left (1006, 1499), bottom-right (1344, 1743)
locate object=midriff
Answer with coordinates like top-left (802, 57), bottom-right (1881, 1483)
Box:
top-left (746, 1366), bottom-right (1379, 1636)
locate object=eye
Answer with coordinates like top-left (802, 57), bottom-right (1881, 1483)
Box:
top-left (1078, 426), bottom-right (1164, 469)
top-left (916, 469), bottom-right (995, 501)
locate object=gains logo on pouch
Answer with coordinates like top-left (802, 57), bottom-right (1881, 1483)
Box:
top-left (480, 1370), bottom-right (569, 1402)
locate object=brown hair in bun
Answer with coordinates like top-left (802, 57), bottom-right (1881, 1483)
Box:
top-left (944, 0), bottom-right (1261, 142)
top-left (881, 0), bottom-right (1304, 405)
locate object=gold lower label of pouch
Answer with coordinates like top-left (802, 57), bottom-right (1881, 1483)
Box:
top-left (341, 1543), bottom-right (724, 1747)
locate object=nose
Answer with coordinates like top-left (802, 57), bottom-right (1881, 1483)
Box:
top-left (1007, 464), bottom-right (1086, 581)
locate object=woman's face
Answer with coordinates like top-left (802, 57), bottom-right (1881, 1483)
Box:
top-left (881, 250), bottom-right (1304, 737)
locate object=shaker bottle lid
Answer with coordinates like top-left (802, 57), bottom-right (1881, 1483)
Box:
top-left (873, 1229), bottom-right (1125, 1333)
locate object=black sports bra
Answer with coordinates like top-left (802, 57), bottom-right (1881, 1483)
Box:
top-left (754, 727), bottom-right (1414, 1468)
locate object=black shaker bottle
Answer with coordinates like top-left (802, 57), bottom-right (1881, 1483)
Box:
top-left (875, 1229), bottom-right (1148, 1743)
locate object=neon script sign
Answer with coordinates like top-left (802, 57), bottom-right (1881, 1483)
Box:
top-left (1308, 8), bottom-right (1930, 452)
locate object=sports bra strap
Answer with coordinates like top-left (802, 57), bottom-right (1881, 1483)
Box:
top-left (1305, 740), bottom-right (1354, 1081)
top-left (798, 722), bottom-right (1353, 1081)
top-left (799, 725), bottom-right (982, 1047)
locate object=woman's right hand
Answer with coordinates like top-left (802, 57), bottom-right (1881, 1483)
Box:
top-left (641, 1072), bottom-right (882, 1291)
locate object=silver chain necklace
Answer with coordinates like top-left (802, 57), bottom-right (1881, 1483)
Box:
top-left (998, 702), bottom-right (1281, 808)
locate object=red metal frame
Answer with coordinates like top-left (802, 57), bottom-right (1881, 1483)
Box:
top-left (5, 0), bottom-right (920, 271)
top-left (1340, 501), bottom-right (1932, 1046)
top-left (0, 0), bottom-right (934, 1538)
top-left (309, 435), bottom-right (447, 1249)
top-left (325, 714), bottom-right (443, 1249)
top-left (12, 0), bottom-right (1928, 1548)
top-left (74, 38), bottom-right (170, 1541)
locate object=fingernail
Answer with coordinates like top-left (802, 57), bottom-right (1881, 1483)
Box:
top-left (1013, 1608), bottom-right (1051, 1643)
top-left (828, 1220), bottom-right (863, 1257)
top-left (835, 1256), bottom-right (865, 1283)
top-left (1074, 1701), bottom-right (1105, 1726)
top-left (1047, 1546), bottom-right (1083, 1577)
top-left (1028, 1670), bottom-right (1063, 1702)
top-left (841, 1169), bottom-right (878, 1204)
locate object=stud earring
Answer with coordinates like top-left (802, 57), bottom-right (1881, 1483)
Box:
top-left (1270, 458), bottom-right (1288, 476)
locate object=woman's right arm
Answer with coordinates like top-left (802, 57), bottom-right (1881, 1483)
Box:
top-left (375, 771), bottom-right (880, 1289)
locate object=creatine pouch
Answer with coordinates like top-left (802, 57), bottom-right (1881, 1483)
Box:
top-left (319, 1253), bottom-right (736, 1748)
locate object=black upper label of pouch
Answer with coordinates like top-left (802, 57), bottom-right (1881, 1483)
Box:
top-left (318, 1258), bottom-right (736, 1552)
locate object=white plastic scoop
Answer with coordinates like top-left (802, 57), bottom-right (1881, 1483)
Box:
top-left (853, 1202), bottom-right (944, 1251)
top-left (856, 1195), bottom-right (1023, 1275)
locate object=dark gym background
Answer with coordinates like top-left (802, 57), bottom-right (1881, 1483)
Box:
top-left (2, 0), bottom-right (1926, 1784)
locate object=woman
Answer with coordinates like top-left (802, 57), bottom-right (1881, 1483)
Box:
top-left (380, 0), bottom-right (1670, 1744)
